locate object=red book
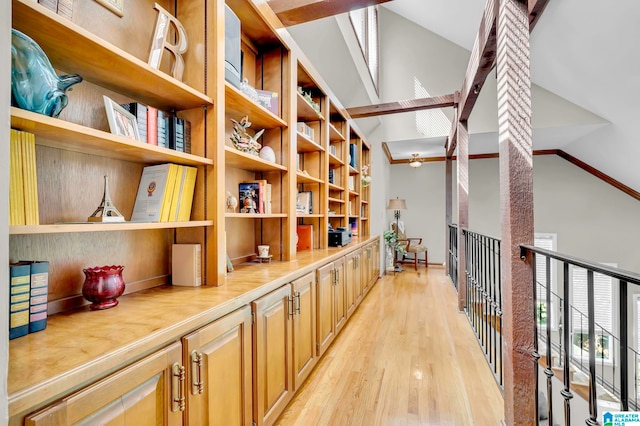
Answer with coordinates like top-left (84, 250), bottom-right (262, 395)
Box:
top-left (296, 224), bottom-right (313, 251)
top-left (147, 106), bottom-right (158, 145)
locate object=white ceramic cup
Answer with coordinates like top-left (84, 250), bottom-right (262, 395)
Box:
top-left (258, 245), bottom-right (269, 257)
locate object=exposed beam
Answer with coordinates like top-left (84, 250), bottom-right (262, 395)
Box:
top-left (269, 0), bottom-right (392, 26)
top-left (346, 94), bottom-right (456, 119)
top-left (528, 0), bottom-right (551, 31)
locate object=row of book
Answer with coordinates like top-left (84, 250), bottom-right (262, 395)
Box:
top-left (9, 129), bottom-right (39, 226)
top-left (297, 122), bottom-right (314, 140)
top-left (239, 180), bottom-right (272, 214)
top-left (121, 103), bottom-right (192, 153)
top-left (130, 163), bottom-right (197, 222)
top-left (9, 261), bottom-right (49, 339)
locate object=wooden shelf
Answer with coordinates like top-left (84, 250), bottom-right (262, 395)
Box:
top-left (328, 183), bottom-right (345, 192)
top-left (329, 123), bottom-right (345, 142)
top-left (297, 132), bottom-right (324, 152)
top-left (349, 166), bottom-right (360, 175)
top-left (296, 214), bottom-right (324, 218)
top-left (361, 218), bottom-right (369, 221)
top-left (328, 197), bottom-right (345, 204)
top-left (225, 213), bottom-right (287, 218)
top-left (10, 220), bottom-right (213, 235)
top-left (225, 83), bottom-right (287, 130)
top-left (361, 200), bottom-right (369, 204)
top-left (296, 93), bottom-right (324, 122)
top-left (297, 172), bottom-right (324, 185)
top-left (11, 108), bottom-right (213, 166)
top-left (329, 153), bottom-right (344, 167)
top-left (225, 146), bottom-right (288, 172)
top-left (12, 0), bottom-right (212, 111)
top-left (349, 191), bottom-right (360, 198)
top-left (328, 214), bottom-right (345, 218)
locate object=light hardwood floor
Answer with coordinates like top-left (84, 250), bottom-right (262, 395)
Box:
top-left (275, 266), bottom-right (505, 426)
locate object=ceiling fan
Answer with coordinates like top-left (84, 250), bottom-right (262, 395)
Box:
top-left (409, 153), bottom-right (422, 168)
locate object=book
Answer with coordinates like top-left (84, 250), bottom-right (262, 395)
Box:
top-left (130, 163), bottom-right (177, 222)
top-left (9, 263), bottom-right (31, 339)
top-left (184, 120), bottom-right (192, 154)
top-left (157, 110), bottom-right (168, 148)
top-left (159, 164), bottom-right (179, 222)
top-left (296, 191), bottom-right (312, 215)
top-left (37, 0), bottom-right (57, 13)
top-left (21, 131), bottom-right (39, 225)
top-left (172, 244), bottom-right (201, 286)
top-left (9, 129), bottom-right (25, 225)
top-left (28, 261), bottom-right (49, 333)
top-left (177, 166), bottom-right (197, 221)
top-left (168, 165), bottom-right (185, 222)
top-left (265, 183), bottom-right (272, 214)
top-left (296, 224), bottom-right (313, 251)
top-left (147, 106), bottom-right (158, 145)
top-left (244, 180), bottom-right (267, 213)
top-left (239, 182), bottom-right (260, 214)
top-left (256, 89), bottom-right (278, 115)
top-left (121, 102), bottom-right (148, 143)
top-left (56, 0), bottom-right (73, 19)
top-left (168, 117), bottom-right (185, 152)
top-left (349, 143), bottom-right (358, 168)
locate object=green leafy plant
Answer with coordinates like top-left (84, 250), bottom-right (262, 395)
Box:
top-left (383, 229), bottom-right (406, 254)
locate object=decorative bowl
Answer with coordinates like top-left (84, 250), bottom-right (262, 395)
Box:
top-left (82, 265), bottom-right (125, 310)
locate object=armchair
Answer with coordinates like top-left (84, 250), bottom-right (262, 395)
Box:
top-left (391, 223), bottom-right (428, 270)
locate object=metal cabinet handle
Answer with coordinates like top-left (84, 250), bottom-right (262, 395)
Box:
top-left (171, 362), bottom-right (186, 412)
top-left (191, 350), bottom-right (204, 395)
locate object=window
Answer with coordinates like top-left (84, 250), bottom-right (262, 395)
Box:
top-left (349, 7), bottom-right (378, 91)
top-left (414, 77), bottom-right (451, 138)
top-left (534, 234), bottom-right (557, 329)
top-left (570, 265), bottom-right (616, 361)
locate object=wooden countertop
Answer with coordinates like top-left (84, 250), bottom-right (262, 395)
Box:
top-left (8, 237), bottom-right (378, 419)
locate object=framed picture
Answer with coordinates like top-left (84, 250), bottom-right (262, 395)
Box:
top-left (103, 95), bottom-right (140, 141)
top-left (296, 191), bottom-right (313, 215)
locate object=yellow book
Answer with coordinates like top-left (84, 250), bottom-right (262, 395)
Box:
top-left (159, 164), bottom-right (179, 222)
top-left (9, 130), bottom-right (25, 225)
top-left (177, 166), bottom-right (197, 221)
top-left (22, 131), bottom-right (39, 225)
top-left (168, 165), bottom-right (185, 222)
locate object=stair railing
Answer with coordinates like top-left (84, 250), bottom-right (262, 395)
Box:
top-left (521, 244), bottom-right (640, 425)
top-left (448, 223), bottom-right (458, 290)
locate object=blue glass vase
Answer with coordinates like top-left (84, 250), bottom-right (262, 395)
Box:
top-left (11, 29), bottom-right (82, 118)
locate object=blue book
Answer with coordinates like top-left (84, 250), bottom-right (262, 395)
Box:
top-left (28, 261), bottom-right (49, 333)
top-left (9, 263), bottom-right (31, 339)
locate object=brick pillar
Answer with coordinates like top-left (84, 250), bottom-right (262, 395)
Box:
top-left (456, 120), bottom-right (469, 311)
top-left (496, 0), bottom-right (536, 423)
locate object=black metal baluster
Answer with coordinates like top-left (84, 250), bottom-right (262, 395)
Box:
top-left (561, 262), bottom-right (572, 426)
top-left (620, 280), bottom-right (629, 410)
top-left (498, 239), bottom-right (503, 386)
top-left (544, 255), bottom-right (553, 424)
top-left (531, 252), bottom-right (540, 426)
top-left (586, 270), bottom-right (598, 425)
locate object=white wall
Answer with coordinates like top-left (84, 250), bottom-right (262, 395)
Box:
top-left (1, 0), bottom-right (11, 421)
top-left (389, 154), bottom-right (640, 273)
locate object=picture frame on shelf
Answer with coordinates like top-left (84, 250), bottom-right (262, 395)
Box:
top-left (296, 191), bottom-right (313, 215)
top-left (103, 96), bottom-right (140, 141)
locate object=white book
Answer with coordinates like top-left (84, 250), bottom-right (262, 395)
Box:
top-left (172, 244), bottom-right (202, 287)
top-left (130, 164), bottom-right (173, 222)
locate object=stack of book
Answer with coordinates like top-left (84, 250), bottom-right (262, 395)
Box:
top-left (121, 103), bottom-right (191, 153)
top-left (296, 122), bottom-right (314, 140)
top-left (9, 129), bottom-right (39, 226)
top-left (130, 163), bottom-right (198, 222)
top-left (9, 260), bottom-right (49, 339)
top-left (239, 180), bottom-right (272, 214)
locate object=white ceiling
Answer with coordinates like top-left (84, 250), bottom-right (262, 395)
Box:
top-left (287, 0), bottom-right (640, 192)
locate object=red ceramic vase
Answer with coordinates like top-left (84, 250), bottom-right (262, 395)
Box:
top-left (82, 265), bottom-right (125, 310)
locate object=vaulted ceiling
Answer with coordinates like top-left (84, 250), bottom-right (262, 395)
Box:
top-left (286, 0), bottom-right (640, 193)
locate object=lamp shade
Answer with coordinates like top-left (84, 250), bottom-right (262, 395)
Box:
top-left (387, 198), bottom-right (407, 210)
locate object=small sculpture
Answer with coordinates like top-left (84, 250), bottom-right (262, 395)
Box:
top-left (226, 191), bottom-right (238, 212)
top-left (259, 146), bottom-right (276, 162)
top-left (88, 176), bottom-right (126, 222)
top-left (230, 116), bottom-right (264, 156)
top-left (11, 29), bottom-right (82, 118)
top-left (361, 164), bottom-right (372, 187)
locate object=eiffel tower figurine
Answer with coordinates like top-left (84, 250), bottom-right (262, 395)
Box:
top-left (88, 175), bottom-right (126, 222)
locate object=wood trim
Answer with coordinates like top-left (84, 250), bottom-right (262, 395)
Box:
top-left (345, 94), bottom-right (456, 119)
top-left (389, 150), bottom-right (557, 165)
top-left (271, 0), bottom-right (392, 26)
top-left (556, 150), bottom-right (640, 202)
top-left (529, 0), bottom-right (551, 31)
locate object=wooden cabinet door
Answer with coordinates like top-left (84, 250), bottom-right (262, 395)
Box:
top-left (362, 244), bottom-right (372, 294)
top-left (345, 252), bottom-right (357, 319)
top-left (292, 272), bottom-right (316, 390)
top-left (25, 342), bottom-right (183, 426)
top-left (315, 262), bottom-right (335, 357)
top-left (333, 256), bottom-right (347, 335)
top-left (182, 306), bottom-right (252, 426)
top-left (354, 250), bottom-right (363, 306)
top-left (252, 285), bottom-right (294, 426)
top-left (373, 240), bottom-right (380, 280)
